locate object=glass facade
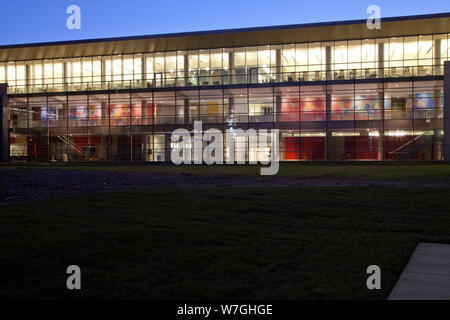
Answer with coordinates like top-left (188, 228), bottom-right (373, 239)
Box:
top-left (1, 34), bottom-right (449, 94)
top-left (9, 79), bottom-right (444, 162)
top-left (3, 20), bottom-right (449, 162)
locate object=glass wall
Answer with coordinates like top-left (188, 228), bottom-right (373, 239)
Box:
top-left (2, 33), bottom-right (449, 94)
top-left (10, 79), bottom-right (443, 162)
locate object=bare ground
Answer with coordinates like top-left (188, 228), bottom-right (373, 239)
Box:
top-left (1, 168), bottom-right (449, 205)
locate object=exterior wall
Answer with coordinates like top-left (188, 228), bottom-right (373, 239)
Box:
top-left (2, 15), bottom-right (448, 163)
top-left (445, 61), bottom-right (450, 161)
top-left (1, 33), bottom-right (449, 96)
top-left (0, 84), bottom-right (8, 162)
top-left (8, 78), bottom-right (445, 162)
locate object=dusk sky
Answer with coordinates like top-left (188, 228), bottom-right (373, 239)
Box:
top-left (0, 0), bottom-right (449, 45)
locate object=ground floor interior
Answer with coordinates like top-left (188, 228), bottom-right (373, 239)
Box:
top-left (9, 128), bottom-right (444, 162)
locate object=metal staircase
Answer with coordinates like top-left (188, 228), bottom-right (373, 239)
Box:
top-left (389, 134), bottom-right (433, 161)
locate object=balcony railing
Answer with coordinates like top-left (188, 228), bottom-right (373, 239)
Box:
top-left (6, 65), bottom-right (445, 95)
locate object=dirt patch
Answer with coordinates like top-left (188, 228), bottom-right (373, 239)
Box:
top-left (0, 168), bottom-right (448, 205)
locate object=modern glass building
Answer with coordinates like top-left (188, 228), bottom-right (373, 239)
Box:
top-left (1, 13), bottom-right (450, 162)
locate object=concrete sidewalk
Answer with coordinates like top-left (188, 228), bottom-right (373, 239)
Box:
top-left (389, 243), bottom-right (450, 300)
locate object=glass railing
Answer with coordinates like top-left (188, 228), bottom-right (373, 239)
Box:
top-left (6, 65), bottom-right (445, 95)
top-left (11, 110), bottom-right (443, 130)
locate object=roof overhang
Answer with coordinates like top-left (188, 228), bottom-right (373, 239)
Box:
top-left (0, 13), bottom-right (449, 62)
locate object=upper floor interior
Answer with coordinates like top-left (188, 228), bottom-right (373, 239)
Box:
top-left (1, 13), bottom-right (450, 94)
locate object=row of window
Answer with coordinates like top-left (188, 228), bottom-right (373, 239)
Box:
top-left (1, 34), bottom-right (449, 91)
top-left (10, 130), bottom-right (444, 162)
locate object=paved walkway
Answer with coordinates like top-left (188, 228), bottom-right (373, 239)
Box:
top-left (389, 243), bottom-right (450, 300)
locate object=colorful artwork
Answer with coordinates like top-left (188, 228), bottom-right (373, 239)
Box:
top-left (110, 104), bottom-right (130, 126)
top-left (332, 96), bottom-right (354, 121)
top-left (281, 97), bottom-right (325, 122)
top-left (41, 105), bottom-right (58, 120)
top-left (301, 97), bottom-right (325, 121)
top-left (414, 93), bottom-right (434, 119)
top-left (355, 95), bottom-right (378, 120)
top-left (384, 95), bottom-right (413, 119)
top-left (281, 98), bottom-right (300, 122)
top-left (69, 105), bottom-right (87, 120)
top-left (111, 103), bottom-right (147, 126)
top-left (89, 105), bottom-right (102, 120)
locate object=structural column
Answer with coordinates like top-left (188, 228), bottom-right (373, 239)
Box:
top-left (141, 100), bottom-right (148, 126)
top-left (228, 52), bottom-right (234, 85)
top-left (325, 45), bottom-right (332, 81)
top-left (184, 98), bottom-right (190, 124)
top-left (444, 61), bottom-right (450, 161)
top-left (434, 39), bottom-right (442, 75)
top-left (184, 54), bottom-right (189, 86)
top-left (275, 95), bottom-right (282, 123)
top-left (0, 84), bottom-right (9, 162)
top-left (142, 56), bottom-right (147, 88)
top-left (63, 61), bottom-right (68, 91)
top-left (377, 85), bottom-right (385, 161)
top-left (101, 101), bottom-right (109, 160)
top-left (326, 85), bottom-right (332, 161)
top-left (378, 42), bottom-right (385, 77)
top-left (275, 48), bottom-right (282, 83)
top-left (433, 89), bottom-right (442, 160)
top-left (228, 97), bottom-right (235, 119)
top-left (101, 58), bottom-right (107, 90)
top-left (26, 64), bottom-right (31, 93)
top-left (165, 133), bottom-right (171, 163)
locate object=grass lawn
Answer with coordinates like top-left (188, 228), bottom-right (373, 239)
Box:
top-left (1, 186), bottom-right (449, 300)
top-left (2, 162), bottom-right (450, 183)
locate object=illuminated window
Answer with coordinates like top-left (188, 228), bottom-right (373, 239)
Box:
top-left (54, 61), bottom-right (63, 84)
top-left (123, 56), bottom-right (134, 81)
top-left (295, 44), bottom-right (308, 72)
top-left (133, 56), bottom-right (142, 81)
top-left (7, 64), bottom-right (16, 84)
top-left (82, 58), bottom-right (93, 84)
top-left (16, 64), bottom-right (26, 87)
top-left (112, 57), bottom-right (122, 82)
top-left (93, 58), bottom-right (102, 83)
top-left (0, 64), bottom-right (5, 83)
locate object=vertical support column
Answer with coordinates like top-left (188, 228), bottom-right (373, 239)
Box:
top-left (433, 89), bottom-right (442, 160)
top-left (142, 56), bottom-right (147, 88)
top-left (165, 133), bottom-right (171, 163)
top-left (228, 52), bottom-right (234, 85)
top-left (141, 100), bottom-right (148, 126)
top-left (444, 62), bottom-right (450, 161)
top-left (276, 48), bottom-right (282, 83)
top-left (228, 97), bottom-right (235, 119)
top-left (326, 85), bottom-right (332, 161)
top-left (275, 94), bottom-right (282, 123)
top-left (184, 54), bottom-right (189, 86)
top-left (26, 64), bottom-right (31, 93)
top-left (141, 99), bottom-right (148, 160)
top-left (378, 85), bottom-right (385, 161)
top-left (0, 84), bottom-right (8, 162)
top-left (184, 98), bottom-right (190, 124)
top-left (326, 45), bottom-right (332, 81)
top-left (63, 61), bottom-right (68, 91)
top-left (101, 58), bottom-right (107, 90)
top-left (101, 101), bottom-right (108, 161)
top-left (378, 42), bottom-right (385, 78)
top-left (434, 39), bottom-right (442, 75)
